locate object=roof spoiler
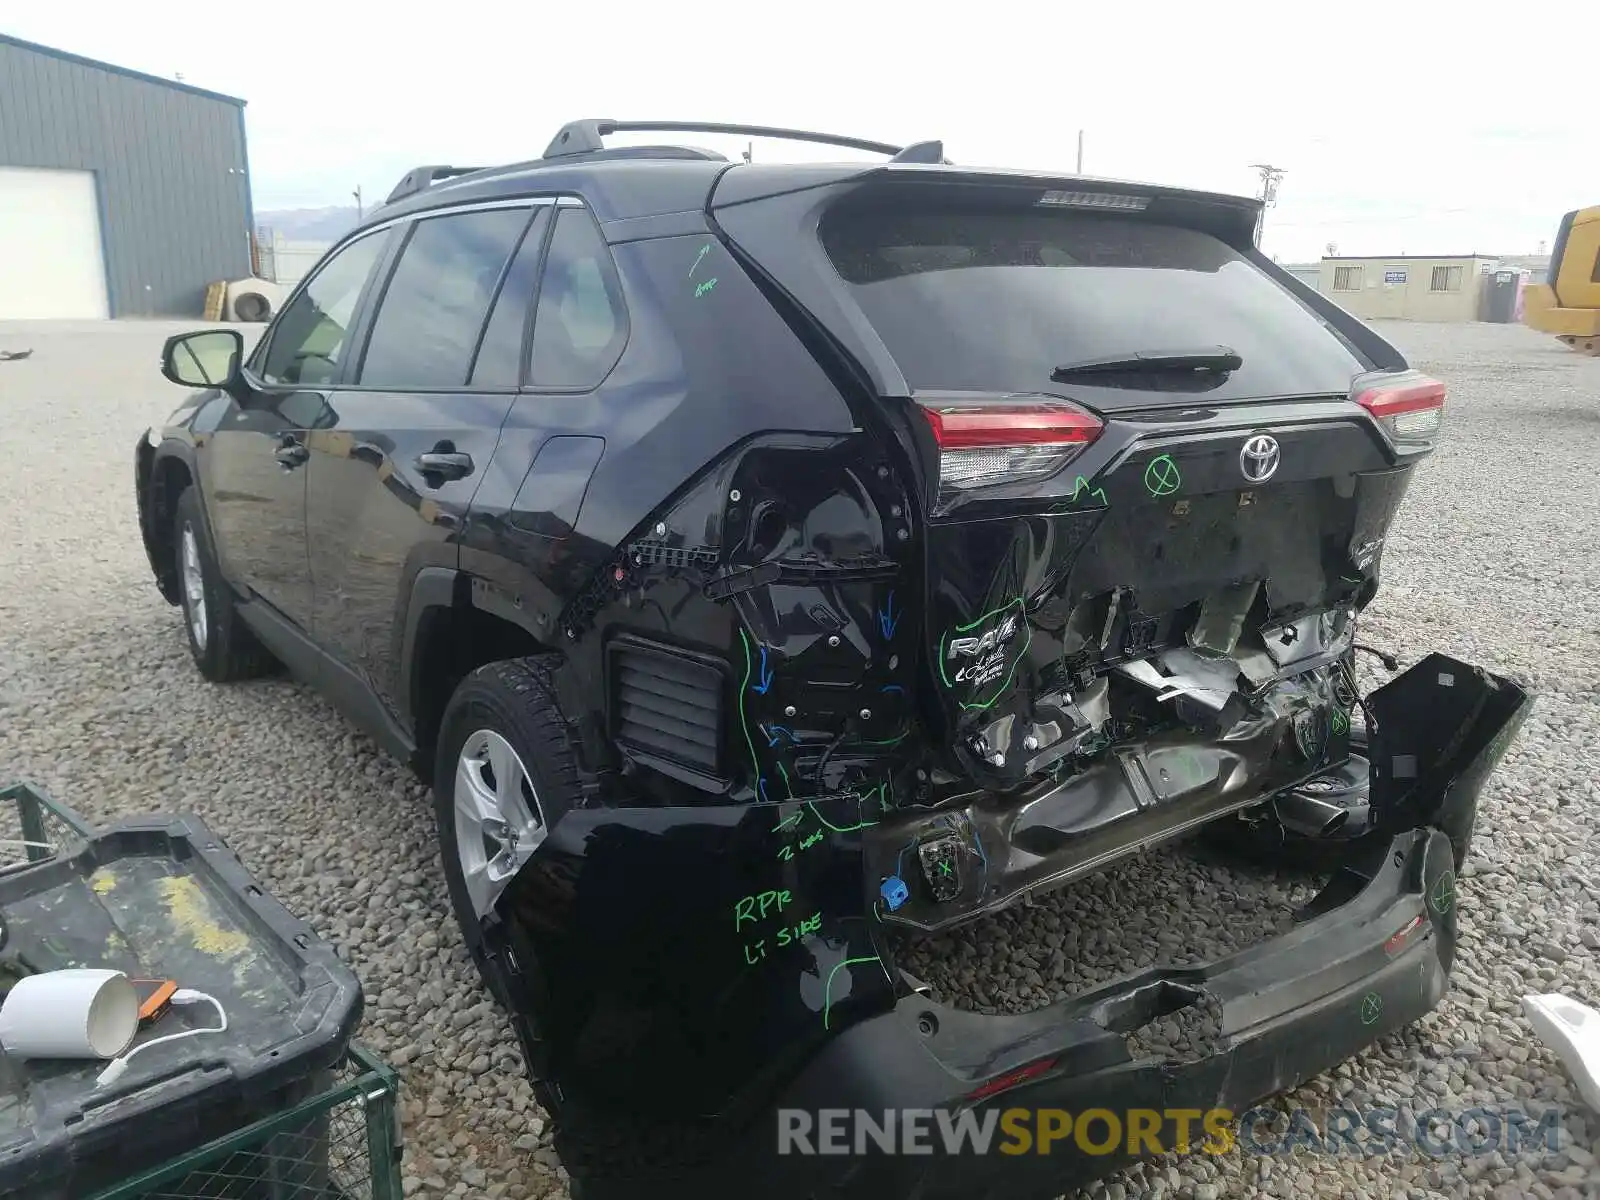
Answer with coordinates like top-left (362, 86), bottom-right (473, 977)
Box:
top-left (384, 165), bottom-right (483, 205)
top-left (540, 119), bottom-right (947, 165)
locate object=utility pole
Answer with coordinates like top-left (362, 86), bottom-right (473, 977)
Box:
top-left (1076, 130), bottom-right (1084, 174)
top-left (353, 187), bottom-right (364, 221)
top-left (1249, 164), bottom-right (1285, 246)
top-left (742, 142), bottom-right (753, 164)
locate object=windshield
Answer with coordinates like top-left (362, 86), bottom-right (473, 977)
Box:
top-left (819, 205), bottom-right (1366, 404)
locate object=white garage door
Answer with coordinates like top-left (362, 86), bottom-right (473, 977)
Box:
top-left (0, 167), bottom-right (110, 320)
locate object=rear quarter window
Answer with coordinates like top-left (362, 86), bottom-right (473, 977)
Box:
top-left (819, 205), bottom-right (1365, 402)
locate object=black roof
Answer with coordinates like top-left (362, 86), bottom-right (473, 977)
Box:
top-left (357, 119), bottom-right (1262, 240)
top-left (0, 32), bottom-right (246, 106)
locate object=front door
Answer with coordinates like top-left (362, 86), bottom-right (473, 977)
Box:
top-left (307, 204), bottom-right (547, 713)
top-left (207, 229), bottom-right (392, 630)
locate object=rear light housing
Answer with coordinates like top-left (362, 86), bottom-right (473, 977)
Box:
top-left (1353, 369), bottom-right (1446, 449)
top-left (965, 1056), bottom-right (1060, 1103)
top-left (920, 397), bottom-right (1104, 515)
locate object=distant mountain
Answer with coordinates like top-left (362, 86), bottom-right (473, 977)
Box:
top-left (255, 206), bottom-right (360, 242)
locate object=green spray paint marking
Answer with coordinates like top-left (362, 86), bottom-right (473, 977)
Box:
top-left (1430, 870), bottom-right (1457, 915)
top-left (1144, 454), bottom-right (1182, 498)
top-left (936, 597), bottom-right (1032, 713)
top-left (822, 955), bottom-right (884, 1029)
top-left (1359, 991), bottom-right (1383, 1025)
top-left (1331, 709), bottom-right (1351, 736)
top-left (688, 243), bottom-right (711, 278)
top-left (1068, 476), bottom-right (1108, 507)
top-left (694, 277), bottom-right (719, 298)
top-left (772, 810), bottom-right (803, 833)
top-left (806, 799), bottom-right (876, 834)
top-left (778, 761), bottom-right (796, 799)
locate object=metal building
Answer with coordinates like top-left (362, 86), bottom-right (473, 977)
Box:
top-left (0, 34), bottom-right (252, 319)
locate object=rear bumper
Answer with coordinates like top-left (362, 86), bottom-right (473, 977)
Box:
top-left (583, 825), bottom-right (1458, 1199)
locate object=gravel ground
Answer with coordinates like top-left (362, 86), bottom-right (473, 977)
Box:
top-left (1, 317), bottom-right (1598, 1199)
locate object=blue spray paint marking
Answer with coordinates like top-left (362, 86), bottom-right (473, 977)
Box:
top-left (878, 591), bottom-right (900, 640)
top-left (751, 646), bottom-right (774, 694)
top-left (880, 684), bottom-right (905, 695)
top-left (762, 724), bottom-right (797, 747)
top-left (758, 777), bottom-right (770, 804)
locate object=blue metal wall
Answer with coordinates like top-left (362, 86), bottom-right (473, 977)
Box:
top-left (0, 34), bottom-right (252, 316)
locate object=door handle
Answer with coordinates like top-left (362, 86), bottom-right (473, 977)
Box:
top-left (414, 450), bottom-right (474, 482)
top-left (275, 444), bottom-right (309, 469)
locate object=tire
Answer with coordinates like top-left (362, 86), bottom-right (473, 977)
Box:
top-left (173, 487), bottom-right (277, 682)
top-left (233, 291), bottom-right (271, 323)
top-left (433, 657), bottom-right (578, 1008)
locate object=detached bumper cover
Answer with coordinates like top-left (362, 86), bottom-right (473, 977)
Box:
top-left (520, 655), bottom-right (1529, 1198)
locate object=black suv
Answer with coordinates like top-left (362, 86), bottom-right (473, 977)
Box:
top-left (137, 120), bottom-right (1530, 1198)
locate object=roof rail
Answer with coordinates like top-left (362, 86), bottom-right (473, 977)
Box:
top-left (384, 165), bottom-right (483, 205)
top-left (540, 120), bottom-right (946, 164)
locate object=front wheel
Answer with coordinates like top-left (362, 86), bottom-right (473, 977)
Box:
top-left (434, 658), bottom-right (577, 1006)
top-left (172, 487), bottom-right (277, 682)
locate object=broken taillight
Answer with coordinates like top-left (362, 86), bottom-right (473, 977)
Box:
top-left (964, 1056), bottom-right (1060, 1103)
top-left (921, 399), bottom-right (1103, 514)
top-left (1352, 370), bottom-right (1446, 449)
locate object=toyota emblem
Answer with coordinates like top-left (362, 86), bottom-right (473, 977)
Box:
top-left (1239, 434), bottom-right (1280, 484)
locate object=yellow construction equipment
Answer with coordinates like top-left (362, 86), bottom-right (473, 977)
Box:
top-left (1523, 206), bottom-right (1600, 354)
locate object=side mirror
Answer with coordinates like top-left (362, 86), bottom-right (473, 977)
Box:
top-left (161, 329), bottom-right (244, 390)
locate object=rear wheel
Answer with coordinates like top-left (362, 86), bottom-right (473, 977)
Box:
top-left (433, 658), bottom-right (577, 1007)
top-left (172, 487), bottom-right (277, 682)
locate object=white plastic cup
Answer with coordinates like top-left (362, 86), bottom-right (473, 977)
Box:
top-left (0, 969), bottom-right (139, 1059)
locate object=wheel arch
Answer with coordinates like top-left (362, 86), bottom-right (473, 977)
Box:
top-left (401, 567), bottom-right (557, 781)
top-left (140, 439), bottom-right (203, 605)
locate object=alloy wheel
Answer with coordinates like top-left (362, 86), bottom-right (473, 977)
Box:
top-left (181, 524), bottom-right (208, 650)
top-left (453, 728), bottom-right (547, 919)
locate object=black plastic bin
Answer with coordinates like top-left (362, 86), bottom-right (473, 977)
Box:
top-left (0, 782), bottom-right (365, 1199)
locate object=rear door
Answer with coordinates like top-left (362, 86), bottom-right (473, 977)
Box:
top-left (306, 202), bottom-right (549, 713)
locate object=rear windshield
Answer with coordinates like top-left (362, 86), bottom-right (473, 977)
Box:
top-left (819, 205), bottom-right (1365, 402)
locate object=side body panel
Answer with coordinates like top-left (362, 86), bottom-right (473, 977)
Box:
top-left (308, 385), bottom-right (515, 714)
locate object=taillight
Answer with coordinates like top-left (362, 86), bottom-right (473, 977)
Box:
top-left (1353, 370), bottom-right (1446, 448)
top-left (921, 399), bottom-right (1103, 513)
top-left (965, 1056), bottom-right (1060, 1103)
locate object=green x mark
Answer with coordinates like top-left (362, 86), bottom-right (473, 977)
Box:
top-left (1359, 991), bottom-right (1383, 1025)
top-left (1430, 870), bottom-right (1457, 915)
top-left (1144, 454), bottom-right (1182, 498)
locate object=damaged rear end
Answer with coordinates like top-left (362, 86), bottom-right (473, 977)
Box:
top-left (496, 162), bottom-right (1532, 1196)
top-left (715, 165), bottom-right (1466, 933)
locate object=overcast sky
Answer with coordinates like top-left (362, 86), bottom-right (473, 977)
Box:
top-left (8, 1), bottom-right (1592, 261)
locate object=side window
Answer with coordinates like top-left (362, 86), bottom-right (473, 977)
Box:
top-left (528, 207), bottom-right (628, 389)
top-left (469, 207), bottom-right (551, 388)
top-left (358, 208), bottom-right (532, 389)
top-left (259, 232), bottom-right (387, 385)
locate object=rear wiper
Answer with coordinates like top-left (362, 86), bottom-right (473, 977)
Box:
top-left (1052, 346), bottom-right (1243, 378)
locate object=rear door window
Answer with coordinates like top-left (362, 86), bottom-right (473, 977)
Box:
top-left (469, 207), bottom-right (551, 388)
top-left (358, 207), bottom-right (532, 389)
top-left (819, 205), bottom-right (1364, 405)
